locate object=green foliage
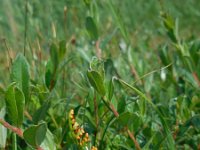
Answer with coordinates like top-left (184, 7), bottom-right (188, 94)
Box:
top-left (40, 130), bottom-right (56, 150)
top-left (5, 83), bottom-right (25, 127)
top-left (85, 16), bottom-right (98, 41)
top-left (32, 101), bottom-right (51, 124)
top-left (10, 54), bottom-right (30, 104)
top-left (107, 78), bottom-right (114, 100)
top-left (23, 122), bottom-right (47, 148)
top-left (87, 70), bottom-right (105, 96)
top-left (0, 0), bottom-right (200, 150)
top-left (45, 41), bottom-right (67, 90)
top-left (45, 59), bottom-right (56, 90)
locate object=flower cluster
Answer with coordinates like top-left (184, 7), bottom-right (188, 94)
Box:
top-left (91, 146), bottom-right (98, 150)
top-left (69, 109), bottom-right (90, 146)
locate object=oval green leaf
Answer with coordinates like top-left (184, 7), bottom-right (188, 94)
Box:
top-left (5, 83), bottom-right (25, 127)
top-left (87, 70), bottom-right (105, 96)
top-left (108, 78), bottom-right (114, 100)
top-left (85, 16), bottom-right (98, 41)
top-left (11, 53), bottom-right (30, 104)
top-left (23, 122), bottom-right (47, 148)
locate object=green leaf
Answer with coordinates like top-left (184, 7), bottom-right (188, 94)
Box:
top-left (83, 0), bottom-right (91, 7)
top-left (58, 40), bottom-right (67, 60)
top-left (90, 57), bottom-right (105, 80)
top-left (190, 115), bottom-right (200, 129)
top-left (45, 60), bottom-right (53, 89)
top-left (83, 110), bottom-right (97, 133)
top-left (87, 70), bottom-right (105, 96)
top-left (45, 60), bottom-right (57, 90)
top-left (50, 43), bottom-right (59, 69)
top-left (87, 88), bottom-right (95, 112)
top-left (5, 83), bottom-right (25, 127)
top-left (108, 0), bottom-right (128, 43)
top-left (159, 46), bottom-right (171, 66)
top-left (161, 12), bottom-right (174, 31)
top-left (53, 127), bottom-right (62, 144)
top-left (183, 56), bottom-right (195, 72)
top-left (112, 112), bottom-right (140, 129)
top-left (189, 41), bottom-right (200, 65)
top-left (117, 78), bottom-right (175, 149)
top-left (41, 130), bottom-right (56, 150)
top-left (46, 41), bottom-right (64, 90)
top-left (108, 78), bottom-right (114, 100)
top-left (11, 53), bottom-right (30, 104)
top-left (23, 122), bottom-right (47, 148)
top-left (117, 98), bottom-right (126, 113)
top-left (143, 133), bottom-right (156, 150)
top-left (161, 12), bottom-right (177, 43)
top-left (32, 101), bottom-right (51, 124)
top-left (85, 16), bottom-right (98, 41)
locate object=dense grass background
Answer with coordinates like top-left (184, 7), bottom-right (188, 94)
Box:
top-left (1, 0), bottom-right (200, 47)
top-left (0, 0), bottom-right (200, 149)
top-left (0, 0), bottom-right (200, 82)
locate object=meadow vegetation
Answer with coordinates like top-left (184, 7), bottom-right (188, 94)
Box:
top-left (0, 0), bottom-right (200, 149)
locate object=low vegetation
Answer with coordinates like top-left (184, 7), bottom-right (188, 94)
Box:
top-left (0, 0), bottom-right (200, 149)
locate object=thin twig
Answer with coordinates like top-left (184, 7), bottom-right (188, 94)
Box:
top-left (0, 119), bottom-right (23, 138)
top-left (132, 63), bottom-right (173, 85)
top-left (192, 72), bottom-right (200, 87)
top-left (102, 97), bottom-right (141, 150)
top-left (93, 94), bottom-right (99, 129)
top-left (24, 110), bottom-right (33, 121)
top-left (95, 40), bottom-right (102, 59)
top-left (0, 119), bottom-right (44, 150)
top-left (130, 64), bottom-right (142, 85)
top-left (127, 128), bottom-right (141, 150)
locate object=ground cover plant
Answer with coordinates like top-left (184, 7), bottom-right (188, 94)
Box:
top-left (0, 0), bottom-right (200, 149)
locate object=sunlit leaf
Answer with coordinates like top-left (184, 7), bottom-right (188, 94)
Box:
top-left (87, 70), bottom-right (105, 96)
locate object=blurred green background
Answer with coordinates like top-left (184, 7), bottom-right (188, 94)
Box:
top-left (0, 0), bottom-right (200, 149)
top-left (1, 0), bottom-right (200, 48)
top-left (0, 0), bottom-right (200, 95)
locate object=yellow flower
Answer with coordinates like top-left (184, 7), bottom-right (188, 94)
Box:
top-left (91, 146), bottom-right (98, 150)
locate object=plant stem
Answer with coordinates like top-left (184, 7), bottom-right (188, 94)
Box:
top-left (94, 94), bottom-right (99, 128)
top-left (130, 63), bottom-right (142, 85)
top-left (0, 119), bottom-right (44, 150)
top-left (95, 40), bottom-right (102, 59)
top-left (93, 94), bottom-right (99, 146)
top-left (192, 72), bottom-right (200, 87)
top-left (49, 112), bottom-right (59, 128)
top-left (102, 97), bottom-right (141, 150)
top-left (24, 109), bottom-right (33, 121)
top-left (127, 129), bottom-right (141, 150)
top-left (12, 133), bottom-right (17, 150)
top-left (0, 119), bottom-right (23, 138)
top-left (99, 115), bottom-right (115, 149)
top-left (24, 0), bottom-right (28, 56)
